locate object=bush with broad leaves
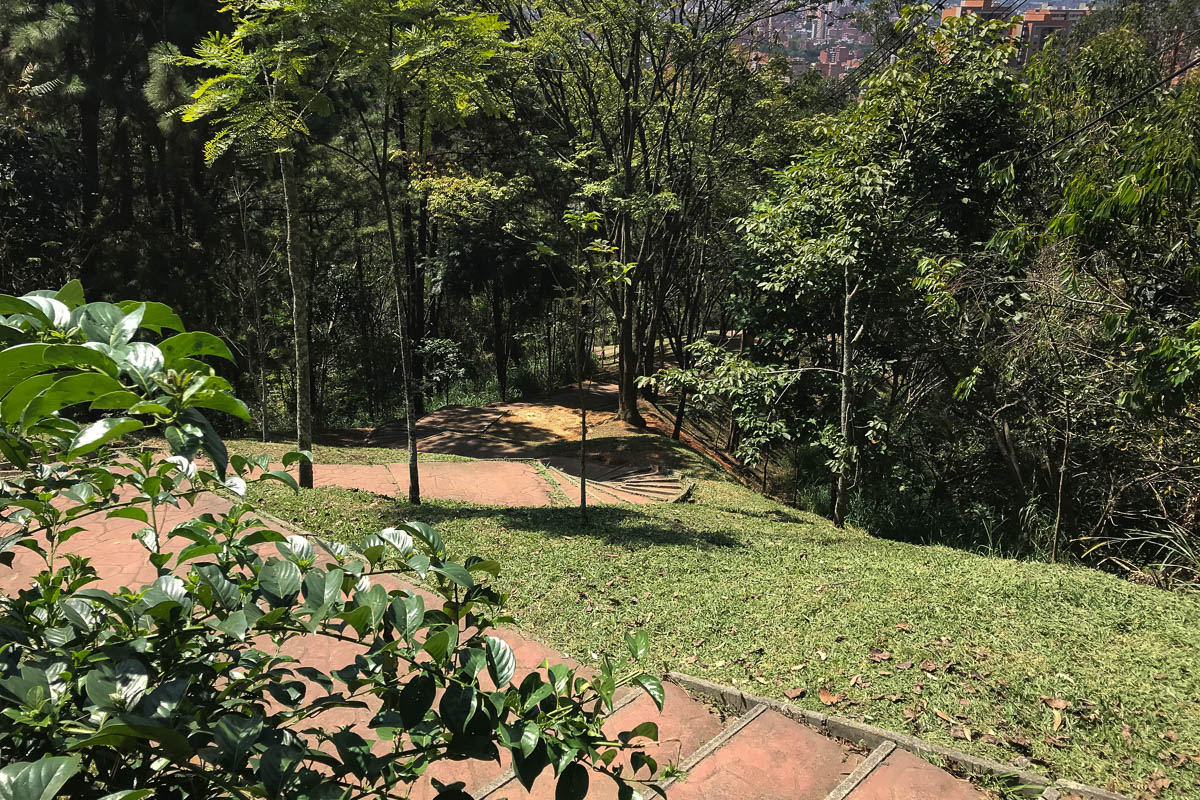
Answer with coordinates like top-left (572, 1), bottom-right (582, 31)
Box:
top-left (0, 283), bottom-right (665, 800)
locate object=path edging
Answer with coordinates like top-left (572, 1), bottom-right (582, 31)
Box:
top-left (666, 672), bottom-right (1132, 800)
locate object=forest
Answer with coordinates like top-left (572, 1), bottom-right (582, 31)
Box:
top-left (2, 0), bottom-right (1198, 584)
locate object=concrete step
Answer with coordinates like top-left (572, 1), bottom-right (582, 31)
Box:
top-left (666, 707), bottom-right (863, 800)
top-left (480, 681), bottom-right (727, 799)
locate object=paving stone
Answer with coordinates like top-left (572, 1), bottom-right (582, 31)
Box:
top-left (667, 709), bottom-right (862, 800)
top-left (845, 747), bottom-right (986, 800)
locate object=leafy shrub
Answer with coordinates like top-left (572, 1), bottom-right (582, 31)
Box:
top-left (0, 284), bottom-right (663, 799)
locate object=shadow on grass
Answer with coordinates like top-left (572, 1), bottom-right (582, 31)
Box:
top-left (373, 500), bottom-right (745, 551)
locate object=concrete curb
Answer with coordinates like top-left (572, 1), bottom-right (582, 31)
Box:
top-left (666, 672), bottom-right (1132, 800)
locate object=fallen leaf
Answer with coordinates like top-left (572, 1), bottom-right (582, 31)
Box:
top-left (896, 660), bottom-right (914, 671)
top-left (849, 674), bottom-right (864, 687)
top-left (1042, 696), bottom-right (1070, 710)
top-left (919, 659), bottom-right (938, 673)
top-left (896, 622), bottom-right (912, 632)
top-left (950, 725), bottom-right (972, 742)
top-left (1006, 734), bottom-right (1033, 753)
top-left (935, 709), bottom-right (955, 725)
top-left (902, 707), bottom-right (919, 720)
top-left (1161, 730), bottom-right (1179, 742)
top-left (1120, 724), bottom-right (1133, 744)
top-left (877, 670), bottom-right (893, 676)
top-left (784, 687), bottom-right (807, 700)
top-left (817, 649), bottom-right (828, 662)
top-left (1052, 709), bottom-right (1063, 731)
top-left (869, 649), bottom-right (892, 662)
top-left (819, 687), bottom-right (846, 706)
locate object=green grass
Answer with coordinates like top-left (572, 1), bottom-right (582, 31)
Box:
top-left (223, 438), bottom-right (474, 465)
top-left (246, 440), bottom-right (1200, 798)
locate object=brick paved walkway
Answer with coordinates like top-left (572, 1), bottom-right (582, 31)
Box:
top-left (1, 483), bottom-right (991, 800)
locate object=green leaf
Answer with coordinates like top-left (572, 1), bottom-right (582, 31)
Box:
top-left (440, 683), bottom-right (476, 734)
top-left (0, 756), bottom-right (80, 800)
top-left (513, 741), bottom-right (550, 791)
top-left (186, 389), bottom-right (251, 422)
top-left (485, 635), bottom-right (516, 686)
top-left (22, 295), bottom-right (69, 328)
top-left (625, 630), bottom-right (649, 661)
top-left (259, 558), bottom-right (302, 605)
top-left (122, 343), bottom-right (165, 387)
top-left (401, 521), bottom-right (445, 558)
top-left (111, 304), bottom-right (145, 347)
top-left (43, 343), bottom-right (120, 377)
top-left (212, 713), bottom-right (264, 770)
top-left (398, 673), bottom-right (436, 728)
top-left (21, 372), bottom-right (127, 430)
top-left (555, 762), bottom-right (589, 800)
top-left (431, 561), bottom-right (474, 589)
top-left (77, 303), bottom-right (127, 344)
top-left (118, 300), bottom-right (184, 333)
top-left (98, 791), bottom-right (153, 800)
top-left (54, 280), bottom-right (85, 309)
top-left (0, 295), bottom-right (51, 326)
top-left (68, 417), bottom-right (145, 459)
top-left (389, 593), bottom-right (425, 641)
top-left (632, 673), bottom-right (665, 711)
top-left (1, 374), bottom-right (55, 426)
top-left (159, 331), bottom-right (234, 363)
top-left (179, 408), bottom-right (227, 477)
top-left (195, 564), bottom-right (241, 610)
top-left (422, 626), bottom-right (457, 663)
top-left (0, 343), bottom-right (50, 395)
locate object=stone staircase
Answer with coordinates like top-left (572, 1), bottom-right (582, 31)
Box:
top-left (411, 664), bottom-right (988, 800)
top-left (541, 458), bottom-right (691, 506)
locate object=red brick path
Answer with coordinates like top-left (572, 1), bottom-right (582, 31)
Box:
top-left (1, 484), bottom-right (987, 800)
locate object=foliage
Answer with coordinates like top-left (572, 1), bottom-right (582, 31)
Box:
top-left (248, 439), bottom-right (1200, 799)
top-left (0, 286), bottom-right (663, 799)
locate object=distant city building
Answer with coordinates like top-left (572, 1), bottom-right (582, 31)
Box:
top-left (941, 0), bottom-right (1091, 63)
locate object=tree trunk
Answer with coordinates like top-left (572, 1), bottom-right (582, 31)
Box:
top-left (672, 391), bottom-right (687, 441)
top-left (833, 266), bottom-right (854, 528)
top-left (616, 287), bottom-right (644, 425)
top-left (492, 281), bottom-right (508, 401)
top-left (279, 156), bottom-right (313, 489)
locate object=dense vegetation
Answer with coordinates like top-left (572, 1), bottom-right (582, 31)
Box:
top-left (2, 0), bottom-right (1198, 574)
top-left (0, 288), bottom-right (663, 799)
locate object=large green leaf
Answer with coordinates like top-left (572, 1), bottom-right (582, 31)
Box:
top-left (110, 304), bottom-right (145, 347)
top-left (179, 408), bottom-right (228, 477)
top-left (401, 521), bottom-right (445, 558)
top-left (0, 295), bottom-right (51, 326)
top-left (212, 713), bottom-right (265, 770)
top-left (1, 374), bottom-right (55, 426)
top-left (431, 561), bottom-right (474, 589)
top-left (632, 673), bottom-right (665, 712)
top-left (54, 280), bottom-right (85, 309)
top-left (21, 372), bottom-right (128, 431)
top-left (159, 331), bottom-right (234, 363)
top-left (0, 343), bottom-right (51, 395)
top-left (185, 389), bottom-right (251, 422)
top-left (439, 683), bottom-right (476, 734)
top-left (0, 756), bottom-right (80, 800)
top-left (21, 295), bottom-right (69, 328)
top-left (259, 558), bottom-right (302, 605)
top-left (485, 635), bottom-right (516, 687)
top-left (77, 302), bottom-right (127, 344)
top-left (121, 343), bottom-right (165, 388)
top-left (118, 300), bottom-right (184, 333)
top-left (67, 417), bottom-right (145, 459)
top-left (555, 762), bottom-right (589, 800)
top-left (43, 343), bottom-right (121, 378)
top-left (397, 673), bottom-right (436, 728)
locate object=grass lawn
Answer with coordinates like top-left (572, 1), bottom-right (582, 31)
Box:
top-left (246, 438), bottom-right (1200, 799)
top-left (222, 438), bottom-right (475, 464)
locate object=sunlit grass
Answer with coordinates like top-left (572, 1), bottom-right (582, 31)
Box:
top-left (246, 442), bottom-right (1200, 798)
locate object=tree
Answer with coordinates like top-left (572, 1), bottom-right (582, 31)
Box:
top-left (0, 283), bottom-right (665, 799)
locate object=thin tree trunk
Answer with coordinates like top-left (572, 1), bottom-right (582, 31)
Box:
top-left (834, 266), bottom-right (854, 528)
top-left (279, 155), bottom-right (313, 489)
